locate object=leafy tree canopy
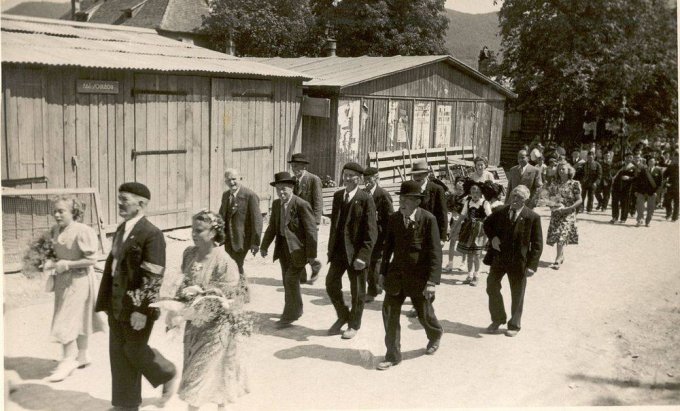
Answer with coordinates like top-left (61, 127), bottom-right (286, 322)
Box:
top-left (495, 0), bottom-right (677, 138)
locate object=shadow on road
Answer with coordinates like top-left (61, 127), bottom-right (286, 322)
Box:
top-left (274, 344), bottom-right (425, 370)
top-left (405, 318), bottom-right (485, 338)
top-left (5, 356), bottom-right (57, 380)
top-left (10, 382), bottom-right (111, 411)
top-left (252, 312), bottom-right (328, 342)
top-left (568, 373), bottom-right (680, 391)
top-left (248, 276), bottom-right (282, 287)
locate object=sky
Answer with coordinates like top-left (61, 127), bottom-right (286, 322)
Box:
top-left (445, 0), bottom-right (502, 14)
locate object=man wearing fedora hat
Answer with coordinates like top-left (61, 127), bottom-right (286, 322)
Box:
top-left (377, 180), bottom-right (443, 370)
top-left (326, 162), bottom-right (377, 339)
top-left (289, 153), bottom-right (323, 284)
top-left (261, 172), bottom-right (318, 327)
top-left (363, 166), bottom-right (393, 302)
top-left (410, 160), bottom-right (448, 241)
top-left (96, 182), bottom-right (177, 410)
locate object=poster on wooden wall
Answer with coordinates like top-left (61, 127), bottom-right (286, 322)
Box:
top-left (387, 100), bottom-right (411, 148)
top-left (413, 102), bottom-right (432, 149)
top-left (338, 100), bottom-right (361, 161)
top-left (435, 104), bottom-right (452, 147)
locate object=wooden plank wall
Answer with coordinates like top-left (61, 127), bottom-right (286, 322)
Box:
top-left (301, 98), bottom-right (337, 181)
top-left (272, 80), bottom-right (303, 208)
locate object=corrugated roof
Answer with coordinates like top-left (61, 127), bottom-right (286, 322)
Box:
top-left (247, 55), bottom-right (516, 98)
top-left (1, 15), bottom-right (310, 79)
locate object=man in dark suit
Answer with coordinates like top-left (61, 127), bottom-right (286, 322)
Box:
top-left (363, 167), bottom-right (393, 302)
top-left (289, 153), bottom-right (323, 284)
top-left (95, 182), bottom-right (176, 411)
top-left (506, 150), bottom-right (543, 208)
top-left (261, 172), bottom-right (318, 327)
top-left (326, 162), bottom-right (378, 339)
top-left (410, 160), bottom-right (448, 241)
top-left (483, 185), bottom-right (543, 337)
top-left (581, 151), bottom-right (603, 213)
top-left (218, 168), bottom-right (263, 295)
top-left (377, 180), bottom-right (443, 370)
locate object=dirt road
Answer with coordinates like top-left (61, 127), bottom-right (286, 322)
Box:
top-left (4, 207), bottom-right (680, 410)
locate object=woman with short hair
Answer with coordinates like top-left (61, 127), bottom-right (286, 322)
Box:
top-left (44, 195), bottom-right (104, 382)
top-left (469, 156), bottom-right (495, 183)
top-left (546, 162), bottom-right (582, 270)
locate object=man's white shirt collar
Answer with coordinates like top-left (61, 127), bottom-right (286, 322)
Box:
top-left (345, 185), bottom-right (359, 202)
top-left (123, 213), bottom-right (144, 242)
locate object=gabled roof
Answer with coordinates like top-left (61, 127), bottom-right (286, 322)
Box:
top-left (247, 55), bottom-right (517, 98)
top-left (63, 0), bottom-right (209, 34)
top-left (1, 15), bottom-right (310, 79)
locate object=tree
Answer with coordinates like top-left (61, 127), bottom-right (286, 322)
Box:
top-left (495, 0), bottom-right (677, 140)
top-left (201, 0), bottom-right (325, 57)
top-left (331, 0), bottom-right (449, 56)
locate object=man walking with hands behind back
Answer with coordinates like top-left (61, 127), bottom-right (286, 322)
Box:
top-left (377, 180), bottom-right (443, 370)
top-left (483, 185), bottom-right (543, 337)
top-left (96, 182), bottom-right (177, 411)
top-left (326, 162), bottom-right (377, 340)
top-left (219, 168), bottom-right (263, 300)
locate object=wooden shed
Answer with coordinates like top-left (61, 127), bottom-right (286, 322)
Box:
top-left (1, 15), bottom-right (309, 232)
top-left (248, 56), bottom-right (517, 181)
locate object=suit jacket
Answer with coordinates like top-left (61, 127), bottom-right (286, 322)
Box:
top-left (218, 186), bottom-right (263, 253)
top-left (506, 164), bottom-right (543, 206)
top-left (582, 161), bottom-right (603, 188)
top-left (483, 205), bottom-right (543, 274)
top-left (419, 181), bottom-right (448, 239)
top-left (381, 208), bottom-right (441, 296)
top-left (368, 185), bottom-right (394, 260)
top-left (95, 217), bottom-right (165, 321)
top-left (328, 188), bottom-right (378, 265)
top-left (261, 195), bottom-right (317, 267)
top-left (294, 171), bottom-right (323, 225)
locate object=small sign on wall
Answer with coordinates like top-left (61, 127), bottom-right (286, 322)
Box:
top-left (77, 80), bottom-right (119, 94)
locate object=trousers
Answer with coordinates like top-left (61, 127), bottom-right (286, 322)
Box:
top-left (486, 264), bottom-right (527, 331)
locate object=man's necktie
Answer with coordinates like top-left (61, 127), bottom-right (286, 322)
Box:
top-left (344, 192), bottom-right (350, 204)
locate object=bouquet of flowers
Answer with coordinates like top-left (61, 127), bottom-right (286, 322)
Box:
top-left (127, 275), bottom-right (163, 308)
top-left (22, 232), bottom-right (57, 279)
top-left (537, 187), bottom-right (564, 210)
top-left (151, 265), bottom-right (253, 337)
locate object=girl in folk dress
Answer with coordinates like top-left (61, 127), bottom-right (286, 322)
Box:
top-left (175, 211), bottom-right (249, 410)
top-left (45, 196), bottom-right (105, 382)
top-left (454, 180), bottom-right (492, 286)
top-left (546, 161), bottom-right (583, 270)
top-left (444, 176), bottom-right (467, 272)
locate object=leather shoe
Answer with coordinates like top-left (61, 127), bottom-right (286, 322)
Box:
top-left (406, 308), bottom-right (418, 318)
top-left (276, 318), bottom-right (295, 328)
top-left (328, 318), bottom-right (348, 335)
top-left (486, 322), bottom-right (502, 334)
top-left (308, 273), bottom-right (318, 285)
top-left (341, 328), bottom-right (358, 339)
top-left (504, 329), bottom-right (519, 337)
top-left (376, 361), bottom-right (399, 371)
top-left (45, 358), bottom-right (79, 382)
top-left (425, 339), bottom-right (440, 355)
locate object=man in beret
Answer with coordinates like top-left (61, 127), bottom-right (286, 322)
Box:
top-left (377, 180), bottom-right (443, 370)
top-left (326, 162), bottom-right (378, 339)
top-left (363, 167), bottom-right (393, 302)
top-left (96, 182), bottom-right (177, 410)
top-left (219, 168), bottom-right (263, 300)
top-left (289, 153), bottom-right (323, 284)
top-left (261, 172), bottom-right (318, 327)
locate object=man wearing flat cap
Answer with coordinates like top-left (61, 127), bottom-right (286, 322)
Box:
top-left (326, 162), bottom-right (378, 339)
top-left (289, 153), bottom-right (323, 284)
top-left (261, 172), bottom-right (318, 327)
top-left (377, 180), bottom-right (443, 370)
top-left (96, 182), bottom-right (177, 410)
top-left (363, 167), bottom-right (393, 302)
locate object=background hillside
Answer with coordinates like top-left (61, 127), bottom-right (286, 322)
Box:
top-left (445, 9), bottom-right (501, 68)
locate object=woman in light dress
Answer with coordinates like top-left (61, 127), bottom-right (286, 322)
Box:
top-left (45, 196), bottom-right (104, 382)
top-left (469, 156), bottom-right (496, 183)
top-left (175, 211), bottom-right (249, 410)
top-left (546, 162), bottom-right (582, 270)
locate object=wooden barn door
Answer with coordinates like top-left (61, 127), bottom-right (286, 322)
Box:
top-left (133, 74), bottom-right (211, 230)
top-left (210, 78), bottom-right (275, 214)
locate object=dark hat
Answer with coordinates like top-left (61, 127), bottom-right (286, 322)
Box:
top-left (288, 153), bottom-right (309, 164)
top-left (119, 182), bottom-right (150, 200)
top-left (411, 160), bottom-right (429, 174)
top-left (270, 171), bottom-right (297, 187)
top-left (342, 162), bottom-right (364, 175)
top-left (363, 167), bottom-right (379, 177)
top-left (396, 180), bottom-right (424, 197)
